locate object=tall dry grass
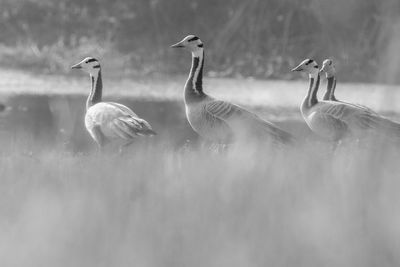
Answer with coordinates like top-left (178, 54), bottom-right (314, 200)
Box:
top-left (0, 136), bottom-right (399, 267)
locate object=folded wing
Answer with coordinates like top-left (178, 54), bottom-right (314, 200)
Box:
top-left (87, 102), bottom-right (156, 142)
top-left (204, 100), bottom-right (294, 144)
top-left (317, 101), bottom-right (400, 137)
top-left (109, 116), bottom-right (156, 140)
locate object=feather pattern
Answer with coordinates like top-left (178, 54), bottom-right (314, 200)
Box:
top-left (85, 102), bottom-right (155, 146)
top-left (85, 102), bottom-right (156, 149)
top-left (204, 99), bottom-right (294, 144)
top-left (303, 78), bottom-right (400, 140)
top-left (185, 96), bottom-right (294, 144)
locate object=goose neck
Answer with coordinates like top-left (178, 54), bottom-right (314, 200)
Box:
top-left (87, 70), bottom-right (103, 110)
top-left (184, 49), bottom-right (205, 103)
top-left (323, 76), bottom-right (337, 101)
top-left (302, 73), bottom-right (320, 112)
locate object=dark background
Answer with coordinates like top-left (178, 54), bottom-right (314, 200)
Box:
top-left (0, 0), bottom-right (399, 83)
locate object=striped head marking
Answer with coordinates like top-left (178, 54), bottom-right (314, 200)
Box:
top-left (291, 59), bottom-right (319, 74)
top-left (171, 35), bottom-right (204, 53)
top-left (320, 59), bottom-right (336, 78)
top-left (71, 57), bottom-right (101, 74)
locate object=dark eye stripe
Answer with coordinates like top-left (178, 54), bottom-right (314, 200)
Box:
top-left (86, 58), bottom-right (98, 63)
top-left (305, 59), bottom-right (313, 65)
top-left (188, 36), bottom-right (199, 42)
top-left (197, 43), bottom-right (203, 47)
top-left (93, 65), bottom-right (101, 69)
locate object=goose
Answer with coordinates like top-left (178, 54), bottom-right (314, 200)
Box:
top-left (71, 57), bottom-right (156, 149)
top-left (171, 35), bottom-right (294, 145)
top-left (292, 58), bottom-right (400, 141)
top-left (320, 59), bottom-right (377, 114)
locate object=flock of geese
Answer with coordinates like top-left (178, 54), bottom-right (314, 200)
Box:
top-left (69, 35), bottom-right (400, 150)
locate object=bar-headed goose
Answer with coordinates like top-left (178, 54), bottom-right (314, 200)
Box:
top-left (71, 57), bottom-right (156, 149)
top-left (171, 35), bottom-right (294, 145)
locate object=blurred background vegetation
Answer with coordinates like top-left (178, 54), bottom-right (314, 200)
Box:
top-left (0, 0), bottom-right (399, 83)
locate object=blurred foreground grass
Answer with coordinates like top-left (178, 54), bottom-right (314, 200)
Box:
top-left (0, 137), bottom-right (400, 267)
top-left (0, 70), bottom-right (400, 266)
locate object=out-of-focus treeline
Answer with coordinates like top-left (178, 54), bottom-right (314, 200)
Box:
top-left (0, 0), bottom-right (399, 83)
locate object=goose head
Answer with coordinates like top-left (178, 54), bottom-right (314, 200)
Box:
top-left (291, 59), bottom-right (319, 77)
top-left (171, 35), bottom-right (204, 56)
top-left (320, 59), bottom-right (336, 78)
top-left (71, 57), bottom-right (101, 76)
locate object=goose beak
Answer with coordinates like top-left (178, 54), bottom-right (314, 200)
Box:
top-left (71, 63), bottom-right (82, 69)
top-left (170, 41), bottom-right (185, 48)
top-left (291, 65), bottom-right (303, 72)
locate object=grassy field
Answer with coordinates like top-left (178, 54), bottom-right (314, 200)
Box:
top-left (1, 69), bottom-right (400, 266)
top-left (1, 138), bottom-right (400, 267)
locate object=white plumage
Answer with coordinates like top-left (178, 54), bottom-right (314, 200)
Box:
top-left (71, 57), bottom-right (155, 148)
top-left (85, 102), bottom-right (155, 145)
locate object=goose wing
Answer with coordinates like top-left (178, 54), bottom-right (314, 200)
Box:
top-left (334, 99), bottom-right (379, 116)
top-left (108, 102), bottom-right (139, 117)
top-left (109, 116), bottom-right (156, 139)
top-left (204, 100), bottom-right (294, 144)
top-left (353, 103), bottom-right (379, 115)
top-left (316, 101), bottom-right (382, 130)
top-left (335, 102), bottom-right (400, 134)
top-left (105, 102), bottom-right (156, 139)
